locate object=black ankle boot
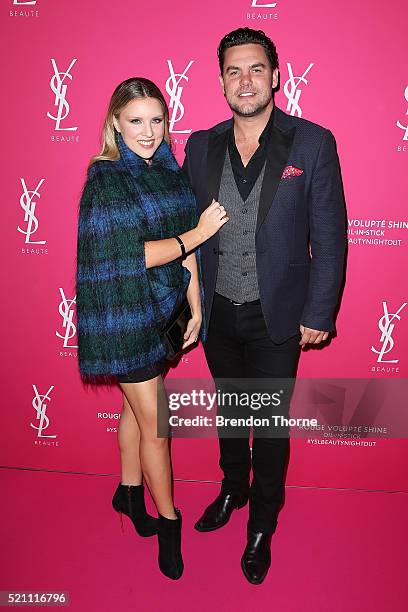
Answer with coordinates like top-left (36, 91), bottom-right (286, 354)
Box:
top-left (112, 483), bottom-right (158, 537)
top-left (158, 508), bottom-right (183, 580)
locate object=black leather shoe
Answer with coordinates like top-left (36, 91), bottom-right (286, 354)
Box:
top-left (241, 529), bottom-right (272, 585)
top-left (194, 491), bottom-right (248, 532)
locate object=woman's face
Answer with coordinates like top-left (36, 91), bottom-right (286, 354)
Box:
top-left (113, 97), bottom-right (166, 160)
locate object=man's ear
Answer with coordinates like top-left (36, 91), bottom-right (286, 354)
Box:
top-left (219, 74), bottom-right (225, 95)
top-left (272, 68), bottom-right (279, 90)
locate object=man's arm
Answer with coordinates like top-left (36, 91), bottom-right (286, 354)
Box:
top-left (299, 129), bottom-right (346, 345)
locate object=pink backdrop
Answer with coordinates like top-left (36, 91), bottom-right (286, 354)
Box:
top-left (3, 0), bottom-right (408, 491)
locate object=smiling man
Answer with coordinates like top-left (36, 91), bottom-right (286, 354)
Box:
top-left (182, 28), bottom-right (346, 585)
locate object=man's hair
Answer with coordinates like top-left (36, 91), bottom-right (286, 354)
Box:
top-left (217, 27), bottom-right (279, 75)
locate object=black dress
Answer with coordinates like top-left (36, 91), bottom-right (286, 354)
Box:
top-left (116, 359), bottom-right (167, 383)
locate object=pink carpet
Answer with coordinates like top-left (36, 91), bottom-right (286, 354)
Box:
top-left (0, 468), bottom-right (406, 611)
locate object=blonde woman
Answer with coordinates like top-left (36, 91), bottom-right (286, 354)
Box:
top-left (76, 77), bottom-right (228, 579)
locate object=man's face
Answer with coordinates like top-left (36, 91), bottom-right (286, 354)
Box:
top-left (220, 43), bottom-right (278, 117)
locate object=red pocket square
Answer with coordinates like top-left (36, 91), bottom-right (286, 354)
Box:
top-left (281, 165), bottom-right (303, 179)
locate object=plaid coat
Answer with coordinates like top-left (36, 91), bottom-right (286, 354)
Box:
top-left (76, 135), bottom-right (203, 378)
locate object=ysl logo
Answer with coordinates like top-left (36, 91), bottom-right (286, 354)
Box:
top-left (30, 385), bottom-right (56, 438)
top-left (284, 62), bottom-right (314, 117)
top-left (396, 86), bottom-right (408, 141)
top-left (17, 178), bottom-right (46, 244)
top-left (251, 1), bottom-right (277, 6)
top-left (47, 58), bottom-right (78, 131)
top-left (371, 302), bottom-right (407, 363)
top-left (165, 60), bottom-right (194, 134)
top-left (56, 288), bottom-right (78, 348)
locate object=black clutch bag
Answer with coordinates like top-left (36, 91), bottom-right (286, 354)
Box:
top-left (162, 297), bottom-right (192, 361)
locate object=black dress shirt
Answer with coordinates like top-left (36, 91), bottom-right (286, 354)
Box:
top-left (228, 107), bottom-right (275, 201)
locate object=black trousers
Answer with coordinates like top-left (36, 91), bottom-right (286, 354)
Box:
top-left (204, 292), bottom-right (301, 533)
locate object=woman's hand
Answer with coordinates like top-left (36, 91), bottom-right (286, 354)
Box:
top-left (182, 314), bottom-right (202, 350)
top-left (196, 199), bottom-right (229, 241)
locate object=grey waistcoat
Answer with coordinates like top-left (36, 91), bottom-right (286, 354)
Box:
top-left (215, 150), bottom-right (266, 302)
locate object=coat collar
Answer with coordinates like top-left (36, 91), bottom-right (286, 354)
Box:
top-left (116, 131), bottom-right (179, 178)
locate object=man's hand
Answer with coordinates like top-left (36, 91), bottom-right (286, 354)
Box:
top-left (299, 325), bottom-right (329, 348)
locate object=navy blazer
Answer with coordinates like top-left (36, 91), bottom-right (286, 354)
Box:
top-left (183, 106), bottom-right (346, 343)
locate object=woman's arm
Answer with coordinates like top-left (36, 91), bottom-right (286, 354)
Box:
top-left (145, 226), bottom-right (204, 269)
top-left (144, 199), bottom-right (228, 269)
top-left (181, 252), bottom-right (202, 349)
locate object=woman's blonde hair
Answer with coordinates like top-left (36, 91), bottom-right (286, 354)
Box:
top-left (89, 77), bottom-right (170, 167)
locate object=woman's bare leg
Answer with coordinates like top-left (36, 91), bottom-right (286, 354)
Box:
top-left (117, 394), bottom-right (143, 485)
top-left (119, 376), bottom-right (176, 520)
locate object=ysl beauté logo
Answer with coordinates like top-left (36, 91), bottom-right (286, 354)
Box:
top-left (165, 60), bottom-right (194, 134)
top-left (30, 385), bottom-right (56, 438)
top-left (17, 178), bottom-right (46, 244)
top-left (284, 62), bottom-right (314, 118)
top-left (371, 302), bottom-right (407, 363)
top-left (251, 1), bottom-right (277, 6)
top-left (47, 58), bottom-right (78, 131)
top-left (56, 288), bottom-right (78, 348)
top-left (396, 86), bottom-right (408, 141)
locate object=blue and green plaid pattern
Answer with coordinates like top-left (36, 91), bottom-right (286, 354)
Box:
top-left (76, 134), bottom-right (205, 378)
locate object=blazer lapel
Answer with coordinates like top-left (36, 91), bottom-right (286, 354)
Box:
top-left (256, 120), bottom-right (296, 233)
top-left (207, 128), bottom-right (229, 201)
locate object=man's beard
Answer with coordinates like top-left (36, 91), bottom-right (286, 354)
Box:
top-left (226, 90), bottom-right (272, 118)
